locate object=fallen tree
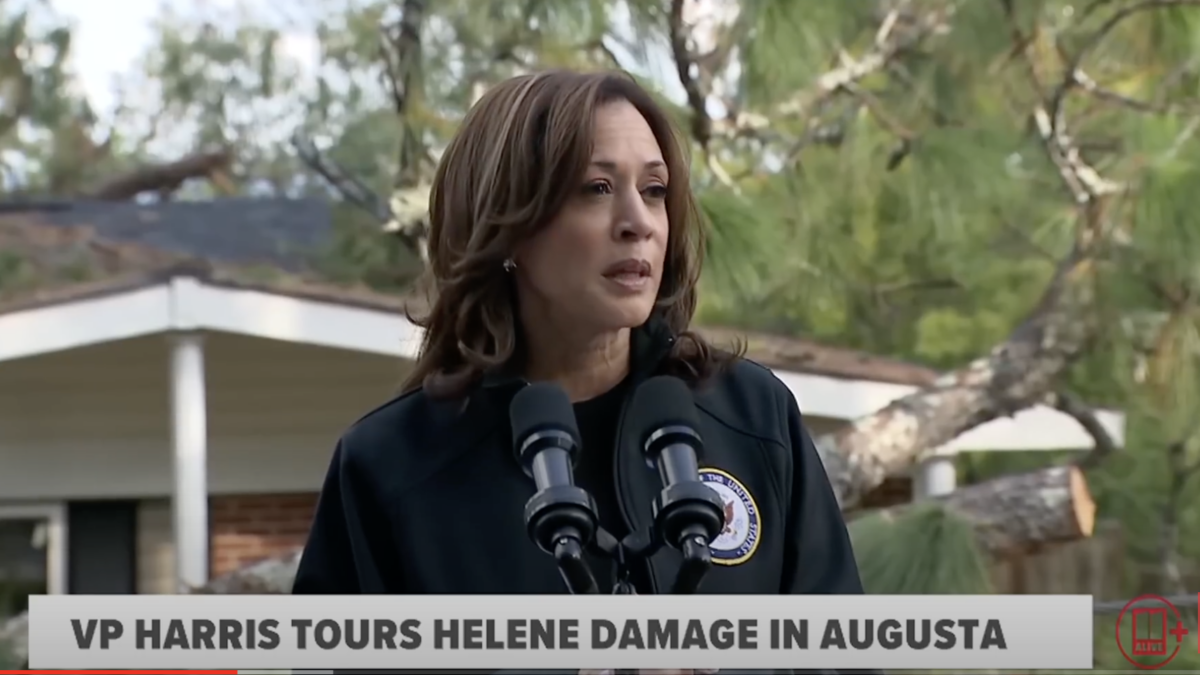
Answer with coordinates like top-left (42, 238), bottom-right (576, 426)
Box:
top-left (876, 464), bottom-right (1096, 558)
top-left (658, 0), bottom-right (1200, 528)
top-left (88, 149), bottom-right (235, 200)
top-left (776, 0), bottom-right (1126, 511)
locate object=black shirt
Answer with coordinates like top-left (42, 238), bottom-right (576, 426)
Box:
top-left (571, 376), bottom-right (639, 593)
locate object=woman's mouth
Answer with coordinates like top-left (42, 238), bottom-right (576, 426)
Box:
top-left (602, 259), bottom-right (652, 291)
top-left (605, 273), bottom-right (651, 290)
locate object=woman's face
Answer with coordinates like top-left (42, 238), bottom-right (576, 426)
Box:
top-left (513, 99), bottom-right (670, 339)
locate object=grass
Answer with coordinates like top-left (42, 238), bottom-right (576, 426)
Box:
top-left (850, 501), bottom-right (995, 595)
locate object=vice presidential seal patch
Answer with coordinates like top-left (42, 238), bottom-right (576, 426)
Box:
top-left (699, 468), bottom-right (760, 566)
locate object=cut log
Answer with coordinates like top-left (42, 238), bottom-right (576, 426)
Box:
top-left (88, 150), bottom-right (233, 200)
top-left (877, 464), bottom-right (1096, 557)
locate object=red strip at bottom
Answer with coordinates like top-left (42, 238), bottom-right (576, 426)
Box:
top-left (0, 671), bottom-right (238, 674)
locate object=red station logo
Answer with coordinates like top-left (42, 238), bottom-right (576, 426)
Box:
top-left (1114, 593), bottom-right (1194, 669)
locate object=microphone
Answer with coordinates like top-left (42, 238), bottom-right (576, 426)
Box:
top-left (628, 376), bottom-right (726, 593)
top-left (510, 382), bottom-right (600, 594)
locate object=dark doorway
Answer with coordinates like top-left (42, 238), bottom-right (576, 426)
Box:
top-left (67, 500), bottom-right (137, 594)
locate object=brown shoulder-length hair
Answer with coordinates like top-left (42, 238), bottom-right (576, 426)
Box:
top-left (401, 69), bottom-right (740, 398)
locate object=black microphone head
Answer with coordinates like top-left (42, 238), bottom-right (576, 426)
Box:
top-left (509, 382), bottom-right (581, 467)
top-left (628, 376), bottom-right (703, 455)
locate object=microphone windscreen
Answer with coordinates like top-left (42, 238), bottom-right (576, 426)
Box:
top-left (627, 376), bottom-right (701, 440)
top-left (509, 382), bottom-right (581, 452)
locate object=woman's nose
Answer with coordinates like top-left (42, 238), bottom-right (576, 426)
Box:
top-left (614, 194), bottom-right (655, 241)
top-left (616, 215), bottom-right (654, 240)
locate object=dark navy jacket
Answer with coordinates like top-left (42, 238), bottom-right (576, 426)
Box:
top-left (293, 316), bottom-right (871, 674)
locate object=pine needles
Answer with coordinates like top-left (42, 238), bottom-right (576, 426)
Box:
top-left (849, 503), bottom-right (994, 595)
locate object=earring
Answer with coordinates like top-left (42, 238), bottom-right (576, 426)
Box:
top-left (502, 258), bottom-right (517, 272)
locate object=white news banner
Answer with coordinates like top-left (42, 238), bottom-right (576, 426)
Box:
top-left (28, 594), bottom-right (1093, 671)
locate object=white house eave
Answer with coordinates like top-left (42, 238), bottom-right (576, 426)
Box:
top-left (0, 276), bottom-right (1125, 453)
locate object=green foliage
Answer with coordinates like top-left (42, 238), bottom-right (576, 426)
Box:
top-left (694, 186), bottom-right (788, 314)
top-left (0, 0), bottom-right (1198, 604)
top-left (314, 204), bottom-right (424, 292)
top-left (0, 251), bottom-right (32, 292)
top-left (849, 503), bottom-right (994, 595)
top-left (1088, 417), bottom-right (1200, 569)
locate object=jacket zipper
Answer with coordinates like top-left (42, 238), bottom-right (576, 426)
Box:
top-left (612, 327), bottom-right (676, 595)
top-left (611, 392), bottom-right (660, 595)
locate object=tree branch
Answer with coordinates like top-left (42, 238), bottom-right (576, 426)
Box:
top-left (287, 1), bottom-right (430, 261)
top-left (666, 0), bottom-right (742, 190)
top-left (291, 134), bottom-right (393, 225)
top-left (670, 2), bottom-right (953, 185)
top-left (667, 0), bottom-right (713, 148)
top-left (817, 104), bottom-right (1109, 505)
top-left (379, 0), bottom-right (426, 119)
top-left (999, 0), bottom-right (1121, 204)
top-left (1044, 390), bottom-right (1121, 468)
top-left (816, 250), bottom-right (1101, 508)
top-left (379, 0), bottom-right (431, 261)
top-left (721, 3), bottom-right (953, 137)
top-left (86, 150), bottom-right (233, 201)
top-left (816, 0), bottom-right (1191, 509)
top-left (1072, 68), bottom-right (1200, 116)
top-left (1050, 0), bottom-right (1200, 135)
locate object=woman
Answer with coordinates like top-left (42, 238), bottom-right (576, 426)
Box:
top-left (293, 69), bottom-right (868, 674)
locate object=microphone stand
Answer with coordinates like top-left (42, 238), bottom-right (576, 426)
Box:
top-left (522, 436), bottom-right (726, 675)
top-left (524, 485), bottom-right (603, 595)
top-left (525, 480), bottom-right (724, 596)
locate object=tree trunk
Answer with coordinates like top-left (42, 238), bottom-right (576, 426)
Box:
top-left (877, 464), bottom-right (1097, 557)
top-left (815, 247), bottom-right (1100, 510)
top-left (88, 150), bottom-right (233, 200)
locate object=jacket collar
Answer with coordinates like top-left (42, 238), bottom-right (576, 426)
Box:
top-left (479, 312), bottom-right (677, 393)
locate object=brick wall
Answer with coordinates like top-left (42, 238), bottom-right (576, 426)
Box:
top-left (209, 493), bottom-right (318, 578)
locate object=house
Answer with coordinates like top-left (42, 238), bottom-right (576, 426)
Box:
top-left (0, 198), bottom-right (1125, 604)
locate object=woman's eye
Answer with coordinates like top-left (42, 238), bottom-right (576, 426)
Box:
top-left (584, 181), bottom-right (612, 195)
top-left (644, 185), bottom-right (668, 199)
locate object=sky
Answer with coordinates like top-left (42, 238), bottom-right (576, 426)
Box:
top-left (47, 0), bottom-right (712, 111)
top-left (49, 0), bottom-right (321, 120)
top-left (51, 0), bottom-right (173, 116)
top-left (44, 0), bottom-right (720, 151)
